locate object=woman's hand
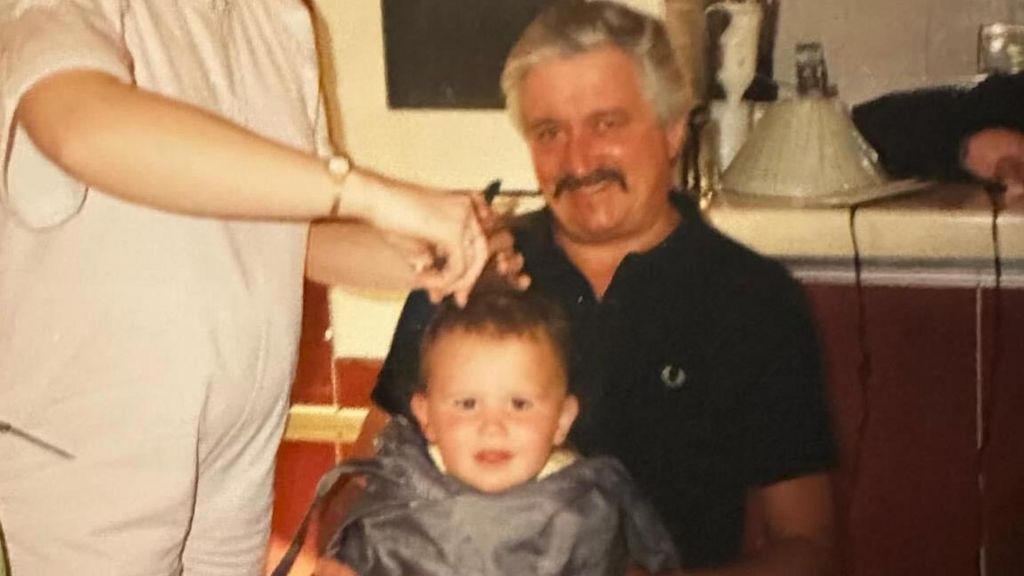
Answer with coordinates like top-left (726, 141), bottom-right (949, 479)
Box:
top-left (351, 173), bottom-right (489, 306)
top-left (365, 186), bottom-right (531, 303)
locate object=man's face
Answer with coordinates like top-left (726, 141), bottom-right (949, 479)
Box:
top-left (518, 46), bottom-right (686, 247)
top-left (411, 330), bottom-right (578, 493)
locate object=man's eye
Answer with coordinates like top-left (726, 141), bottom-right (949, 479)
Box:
top-left (510, 398), bottom-right (532, 411)
top-left (454, 398), bottom-right (476, 410)
top-left (533, 126), bottom-right (559, 143)
top-left (595, 114), bottom-right (625, 133)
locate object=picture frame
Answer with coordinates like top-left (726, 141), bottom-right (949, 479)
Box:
top-left (381, 0), bottom-right (548, 109)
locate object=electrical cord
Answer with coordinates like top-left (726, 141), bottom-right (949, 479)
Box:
top-left (843, 202), bottom-right (873, 576)
top-left (976, 182), bottom-right (1005, 571)
top-left (843, 184), bottom-right (1005, 573)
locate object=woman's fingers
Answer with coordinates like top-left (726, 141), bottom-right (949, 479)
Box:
top-left (368, 184), bottom-right (489, 301)
top-left (415, 202), bottom-right (489, 305)
top-left (374, 183), bottom-right (533, 302)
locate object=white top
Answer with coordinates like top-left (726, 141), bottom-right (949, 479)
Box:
top-left (0, 0), bottom-right (327, 429)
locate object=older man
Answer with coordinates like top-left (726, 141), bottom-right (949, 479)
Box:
top-left (330, 1), bottom-right (836, 574)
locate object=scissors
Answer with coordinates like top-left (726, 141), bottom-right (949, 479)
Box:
top-left (482, 178), bottom-right (502, 205)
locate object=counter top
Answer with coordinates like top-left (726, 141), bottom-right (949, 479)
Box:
top-left (708, 182), bottom-right (1024, 285)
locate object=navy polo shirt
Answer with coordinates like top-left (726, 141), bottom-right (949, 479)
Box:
top-left (372, 192), bottom-right (836, 568)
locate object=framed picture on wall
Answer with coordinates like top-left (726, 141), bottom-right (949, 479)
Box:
top-left (381, 0), bottom-right (550, 109)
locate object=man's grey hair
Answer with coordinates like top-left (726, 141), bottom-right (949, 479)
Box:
top-left (501, 0), bottom-right (693, 132)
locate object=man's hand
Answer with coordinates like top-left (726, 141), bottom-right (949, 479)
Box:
top-left (468, 192), bottom-right (531, 294)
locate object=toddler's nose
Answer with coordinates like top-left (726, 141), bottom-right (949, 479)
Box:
top-left (478, 410), bottom-right (508, 436)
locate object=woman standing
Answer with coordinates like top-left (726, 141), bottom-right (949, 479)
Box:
top-left (0, 2), bottom-right (490, 574)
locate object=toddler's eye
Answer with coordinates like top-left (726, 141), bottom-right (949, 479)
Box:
top-left (510, 398), bottom-right (533, 411)
top-left (454, 398), bottom-right (476, 410)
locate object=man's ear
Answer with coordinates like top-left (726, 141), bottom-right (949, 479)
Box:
top-left (554, 394), bottom-right (579, 446)
top-left (410, 392), bottom-right (436, 442)
top-left (665, 114), bottom-right (688, 161)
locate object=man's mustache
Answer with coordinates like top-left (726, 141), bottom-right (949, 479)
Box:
top-left (554, 167), bottom-right (627, 198)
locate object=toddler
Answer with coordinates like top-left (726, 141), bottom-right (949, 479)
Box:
top-left (328, 290), bottom-right (679, 575)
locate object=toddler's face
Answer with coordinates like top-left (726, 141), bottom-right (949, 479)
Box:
top-left (411, 330), bottom-right (578, 493)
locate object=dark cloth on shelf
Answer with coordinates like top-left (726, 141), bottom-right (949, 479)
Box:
top-left (852, 72), bottom-right (1024, 181)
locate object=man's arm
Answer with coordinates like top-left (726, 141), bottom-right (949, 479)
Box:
top-left (691, 474), bottom-right (834, 576)
top-left (633, 474), bottom-right (834, 576)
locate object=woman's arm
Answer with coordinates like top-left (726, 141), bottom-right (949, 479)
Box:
top-left (17, 69), bottom-right (488, 298)
top-left (306, 221), bottom-right (417, 290)
top-left (307, 195), bottom-right (529, 296)
top-left (18, 70), bottom-right (345, 219)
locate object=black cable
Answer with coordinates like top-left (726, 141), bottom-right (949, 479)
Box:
top-left (842, 184), bottom-right (1004, 573)
top-left (844, 202), bottom-right (873, 576)
top-left (979, 182), bottom-right (1004, 455)
top-left (976, 182), bottom-right (1005, 570)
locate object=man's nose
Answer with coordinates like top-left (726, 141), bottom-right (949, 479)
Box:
top-left (564, 131), bottom-right (597, 176)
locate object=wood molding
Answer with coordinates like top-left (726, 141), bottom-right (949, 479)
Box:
top-left (283, 404), bottom-right (368, 444)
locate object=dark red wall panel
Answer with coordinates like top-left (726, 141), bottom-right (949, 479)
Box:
top-left (808, 285), bottom-right (980, 576)
top-left (982, 289), bottom-right (1024, 576)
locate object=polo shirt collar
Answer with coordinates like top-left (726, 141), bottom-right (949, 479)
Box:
top-left (516, 189), bottom-right (704, 270)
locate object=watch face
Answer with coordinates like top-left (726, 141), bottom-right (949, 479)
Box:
top-left (328, 155), bottom-right (352, 179)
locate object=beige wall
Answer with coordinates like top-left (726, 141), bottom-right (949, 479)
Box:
top-left (775, 0), bottom-right (1015, 104)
